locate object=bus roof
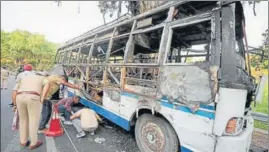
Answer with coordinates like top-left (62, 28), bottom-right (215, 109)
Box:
top-left (58, 1), bottom-right (239, 51)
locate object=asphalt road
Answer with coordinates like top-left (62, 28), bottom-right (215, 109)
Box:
top-left (1, 76), bottom-right (267, 152)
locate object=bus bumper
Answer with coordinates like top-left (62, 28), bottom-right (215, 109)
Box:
top-left (215, 117), bottom-right (254, 152)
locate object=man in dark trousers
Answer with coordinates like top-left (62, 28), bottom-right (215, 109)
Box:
top-left (38, 75), bottom-right (81, 133)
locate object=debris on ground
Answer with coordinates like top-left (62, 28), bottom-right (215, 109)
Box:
top-left (103, 124), bottom-right (113, 129)
top-left (109, 126), bottom-right (140, 152)
top-left (249, 130), bottom-right (269, 152)
top-left (94, 137), bottom-right (106, 144)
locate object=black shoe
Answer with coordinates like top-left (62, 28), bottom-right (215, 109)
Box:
top-left (9, 103), bottom-right (14, 106)
top-left (20, 140), bottom-right (30, 147)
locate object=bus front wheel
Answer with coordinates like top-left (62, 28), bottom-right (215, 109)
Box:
top-left (135, 114), bottom-right (179, 152)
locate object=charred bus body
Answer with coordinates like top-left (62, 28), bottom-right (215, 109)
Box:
top-left (55, 1), bottom-right (256, 152)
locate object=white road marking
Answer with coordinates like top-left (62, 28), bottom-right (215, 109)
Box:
top-left (3, 132), bottom-right (59, 152)
top-left (60, 120), bottom-right (79, 152)
top-left (3, 133), bottom-right (21, 152)
top-left (45, 136), bottom-right (58, 152)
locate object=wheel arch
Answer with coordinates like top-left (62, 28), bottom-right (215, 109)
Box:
top-left (130, 107), bottom-right (180, 145)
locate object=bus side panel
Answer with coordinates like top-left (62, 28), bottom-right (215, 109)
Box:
top-left (66, 84), bottom-right (131, 130)
top-left (120, 93), bottom-right (139, 120)
top-left (118, 91), bottom-right (217, 152)
top-left (103, 91), bottom-right (121, 113)
top-left (159, 105), bottom-right (216, 152)
top-left (213, 88), bottom-right (248, 136)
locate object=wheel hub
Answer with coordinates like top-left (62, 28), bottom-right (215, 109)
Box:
top-left (141, 122), bottom-right (165, 152)
top-left (146, 132), bottom-right (156, 143)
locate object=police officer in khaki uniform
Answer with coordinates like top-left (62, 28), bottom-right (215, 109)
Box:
top-left (13, 74), bottom-right (49, 150)
top-left (70, 108), bottom-right (103, 138)
top-left (1, 66), bottom-right (9, 89)
top-left (11, 64), bottom-right (35, 106)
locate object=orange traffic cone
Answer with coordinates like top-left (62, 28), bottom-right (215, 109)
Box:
top-left (45, 106), bottom-right (64, 137)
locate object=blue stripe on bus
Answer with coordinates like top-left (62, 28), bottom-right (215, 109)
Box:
top-left (199, 104), bottom-right (215, 110)
top-left (161, 97), bottom-right (215, 111)
top-left (121, 92), bottom-right (139, 99)
top-left (121, 92), bottom-right (215, 111)
top-left (68, 91), bottom-right (130, 131)
top-left (69, 91), bottom-right (195, 152)
top-left (181, 146), bottom-right (193, 152)
top-left (121, 91), bottom-right (215, 119)
top-left (161, 102), bottom-right (215, 119)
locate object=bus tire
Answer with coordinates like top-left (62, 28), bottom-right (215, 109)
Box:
top-left (135, 114), bottom-right (179, 152)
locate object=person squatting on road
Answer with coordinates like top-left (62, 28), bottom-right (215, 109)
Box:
top-left (1, 66), bottom-right (9, 89)
top-left (11, 64), bottom-right (35, 106)
top-left (70, 108), bottom-right (103, 138)
top-left (54, 96), bottom-right (81, 125)
top-left (13, 72), bottom-right (49, 150)
top-left (38, 75), bottom-right (81, 133)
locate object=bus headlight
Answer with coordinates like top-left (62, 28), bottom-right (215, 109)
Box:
top-left (224, 117), bottom-right (244, 136)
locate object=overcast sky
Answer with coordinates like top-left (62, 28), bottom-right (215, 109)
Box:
top-left (1, 1), bottom-right (268, 47)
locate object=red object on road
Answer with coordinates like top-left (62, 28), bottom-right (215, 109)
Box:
top-left (45, 107), bottom-right (64, 137)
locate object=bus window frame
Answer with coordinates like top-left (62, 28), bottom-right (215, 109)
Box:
top-left (163, 12), bottom-right (212, 66)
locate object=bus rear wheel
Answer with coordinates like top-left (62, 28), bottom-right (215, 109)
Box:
top-left (135, 114), bottom-right (179, 152)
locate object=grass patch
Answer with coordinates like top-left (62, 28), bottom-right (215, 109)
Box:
top-left (254, 120), bottom-right (268, 130)
top-left (251, 79), bottom-right (268, 130)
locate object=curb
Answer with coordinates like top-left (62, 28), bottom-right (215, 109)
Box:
top-left (254, 128), bottom-right (269, 135)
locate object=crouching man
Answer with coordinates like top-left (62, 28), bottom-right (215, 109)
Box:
top-left (54, 96), bottom-right (81, 125)
top-left (70, 108), bottom-right (102, 138)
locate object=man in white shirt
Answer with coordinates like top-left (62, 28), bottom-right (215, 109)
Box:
top-left (11, 64), bottom-right (35, 106)
top-left (70, 108), bottom-right (103, 138)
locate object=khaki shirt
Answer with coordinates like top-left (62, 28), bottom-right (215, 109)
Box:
top-left (43, 75), bottom-right (63, 99)
top-left (16, 71), bottom-right (35, 83)
top-left (73, 109), bottom-right (100, 130)
top-left (15, 75), bottom-right (45, 95)
top-left (13, 71), bottom-right (36, 91)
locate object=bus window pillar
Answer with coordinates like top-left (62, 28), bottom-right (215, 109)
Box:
top-left (220, 4), bottom-right (237, 82)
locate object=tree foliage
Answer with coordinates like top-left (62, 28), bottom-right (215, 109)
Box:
top-left (249, 29), bottom-right (268, 78)
top-left (97, 1), bottom-right (133, 24)
top-left (1, 30), bottom-right (58, 70)
top-left (246, 1), bottom-right (260, 16)
top-left (97, 1), bottom-right (168, 24)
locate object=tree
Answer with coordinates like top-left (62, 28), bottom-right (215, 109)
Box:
top-left (1, 30), bottom-right (58, 70)
top-left (97, 1), bottom-right (117, 24)
top-left (260, 29), bottom-right (268, 45)
top-left (242, 1), bottom-right (261, 16)
top-left (54, 1), bottom-right (163, 24)
top-left (97, 1), bottom-right (130, 24)
top-left (97, 1), bottom-right (166, 23)
top-left (249, 29), bottom-right (268, 78)
top-left (55, 1), bottom-right (261, 25)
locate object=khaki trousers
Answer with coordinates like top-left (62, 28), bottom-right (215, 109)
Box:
top-left (1, 77), bottom-right (8, 88)
top-left (16, 93), bottom-right (41, 146)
